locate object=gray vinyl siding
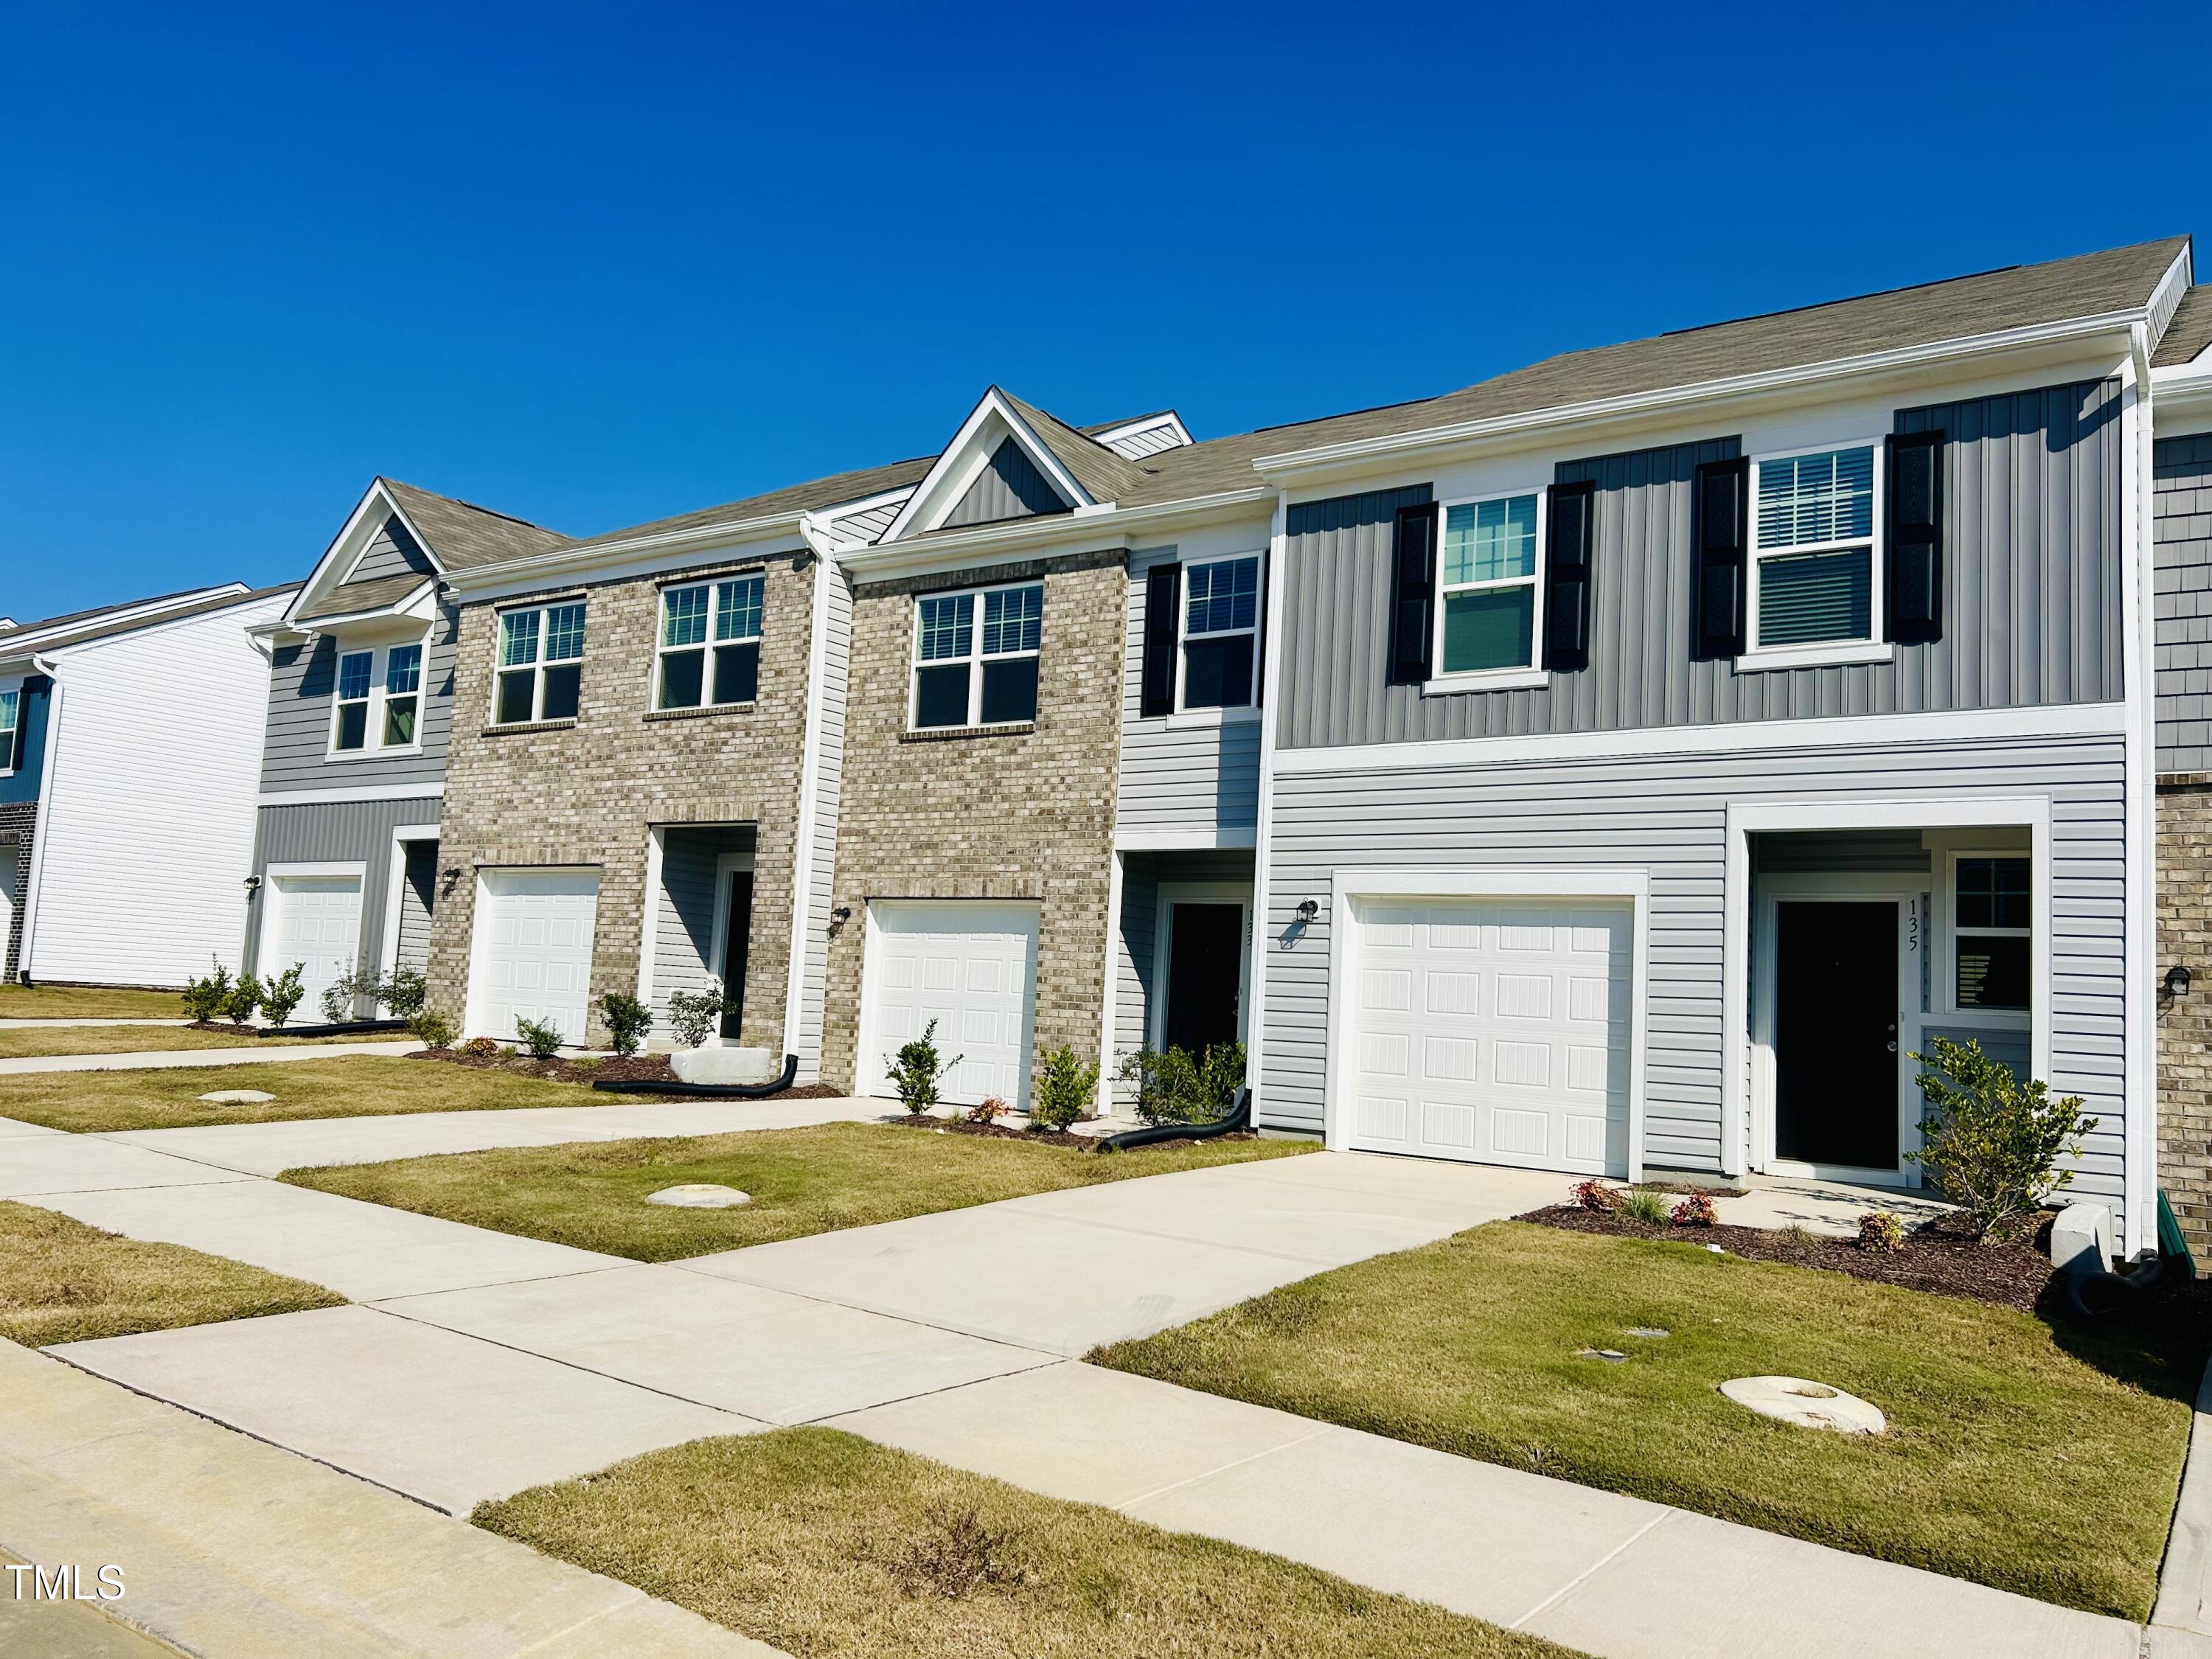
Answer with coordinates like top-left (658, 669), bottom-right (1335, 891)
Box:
top-left (244, 796), bottom-right (442, 981)
top-left (1277, 379), bottom-right (2123, 751)
top-left (650, 824), bottom-right (754, 1032)
top-left (1116, 546), bottom-right (1261, 835)
top-left (2154, 433), bottom-right (2212, 773)
top-left (830, 498), bottom-right (905, 544)
top-left (258, 602), bottom-right (458, 793)
top-left (1111, 847), bottom-right (1259, 1105)
top-left (944, 437), bottom-right (1068, 529)
top-left (794, 564), bottom-right (854, 1079)
top-left (1257, 730), bottom-right (2130, 1222)
top-left (346, 518), bottom-right (437, 584)
top-left (394, 841), bottom-right (436, 975)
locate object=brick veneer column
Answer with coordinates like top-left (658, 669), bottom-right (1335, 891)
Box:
top-left (2159, 779), bottom-right (2212, 1253)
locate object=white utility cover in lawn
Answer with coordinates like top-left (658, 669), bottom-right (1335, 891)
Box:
top-left (470, 868), bottom-right (599, 1045)
top-left (859, 900), bottom-right (1038, 1109)
top-left (267, 874), bottom-right (363, 1016)
top-left (1347, 898), bottom-right (1630, 1177)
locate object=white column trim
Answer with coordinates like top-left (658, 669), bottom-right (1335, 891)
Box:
top-left (1097, 848), bottom-right (1124, 1115)
top-left (783, 538), bottom-right (838, 1071)
top-left (1245, 492), bottom-right (1288, 1124)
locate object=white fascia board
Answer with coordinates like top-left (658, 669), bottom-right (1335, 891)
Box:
top-left (445, 521), bottom-right (810, 603)
top-left (877, 389), bottom-right (1096, 545)
top-left (842, 487), bottom-right (1273, 582)
top-left (291, 580), bottom-right (439, 635)
top-left (2152, 358), bottom-right (2212, 431)
top-left (284, 479), bottom-right (447, 628)
top-left (1252, 310), bottom-right (2148, 487)
top-left (259, 782), bottom-right (445, 807)
top-left (4, 585), bottom-right (251, 657)
top-left (41, 587), bottom-right (282, 663)
top-left (1092, 411), bottom-right (1194, 452)
top-left (815, 484), bottom-right (919, 547)
top-left (2148, 244), bottom-right (2196, 357)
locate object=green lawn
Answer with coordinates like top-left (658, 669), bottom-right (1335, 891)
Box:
top-left (476, 1428), bottom-right (1571, 1659)
top-left (1091, 1221), bottom-right (2200, 1620)
top-left (285, 1121), bottom-right (1312, 1261)
top-left (0, 1055), bottom-right (602, 1133)
top-left (0, 1200), bottom-right (342, 1346)
top-left (0, 984), bottom-right (181, 1019)
top-left (0, 1025), bottom-right (375, 1060)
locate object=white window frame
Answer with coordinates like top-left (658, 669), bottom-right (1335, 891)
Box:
top-left (325, 637), bottom-right (428, 760)
top-left (1172, 552), bottom-right (1265, 723)
top-left (1742, 439), bottom-right (1891, 672)
top-left (1427, 486), bottom-right (1549, 694)
top-left (0, 679), bottom-right (21, 777)
top-left (1941, 847), bottom-right (2033, 1020)
top-left (908, 578), bottom-right (1043, 731)
top-left (653, 574), bottom-right (765, 713)
top-left (490, 601), bottom-right (587, 727)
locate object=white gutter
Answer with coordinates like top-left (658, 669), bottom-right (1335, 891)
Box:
top-left (442, 510), bottom-right (811, 594)
top-left (841, 487), bottom-right (1274, 582)
top-left (781, 512), bottom-right (840, 1079)
top-left (2124, 321), bottom-right (2158, 1259)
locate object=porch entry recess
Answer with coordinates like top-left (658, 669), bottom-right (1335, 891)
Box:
top-left (1772, 900), bottom-right (1901, 1169)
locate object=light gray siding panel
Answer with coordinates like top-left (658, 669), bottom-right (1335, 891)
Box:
top-left (1257, 731), bottom-right (2130, 1222)
top-left (944, 437), bottom-right (1068, 529)
top-left (245, 797), bottom-right (442, 982)
top-left (1110, 848), bottom-right (1259, 1105)
top-left (258, 602), bottom-right (458, 793)
top-left (650, 824), bottom-right (754, 1030)
top-left (346, 518), bottom-right (437, 584)
top-left (1116, 547), bottom-right (1261, 833)
top-left (1279, 380), bottom-right (2121, 750)
top-left (796, 564), bottom-right (854, 1078)
top-left (2155, 434), bottom-right (2212, 773)
top-left (395, 841), bottom-right (436, 975)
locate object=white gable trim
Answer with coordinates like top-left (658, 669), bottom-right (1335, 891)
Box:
top-left (283, 480), bottom-right (448, 628)
top-left (1092, 411), bottom-right (1193, 457)
top-left (879, 389), bottom-right (1095, 544)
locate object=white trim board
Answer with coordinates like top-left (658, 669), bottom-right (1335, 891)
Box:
top-left (258, 783), bottom-right (445, 808)
top-left (1115, 826), bottom-right (1258, 852)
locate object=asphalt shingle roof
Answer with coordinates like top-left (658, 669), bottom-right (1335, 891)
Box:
top-left (296, 571), bottom-right (431, 621)
top-left (543, 455), bottom-right (939, 560)
top-left (382, 479), bottom-right (571, 571)
top-left (2155, 286), bottom-right (2212, 368)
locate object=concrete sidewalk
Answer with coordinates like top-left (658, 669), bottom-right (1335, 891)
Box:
top-left (0, 1040), bottom-right (417, 1074)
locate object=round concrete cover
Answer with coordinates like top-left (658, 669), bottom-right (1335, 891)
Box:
top-left (196, 1089), bottom-right (276, 1104)
top-left (646, 1184), bottom-right (753, 1209)
top-left (1719, 1376), bottom-right (1885, 1435)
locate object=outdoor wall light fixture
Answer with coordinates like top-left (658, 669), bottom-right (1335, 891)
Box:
top-left (832, 906), bottom-right (852, 922)
top-left (242, 874), bottom-right (261, 893)
top-left (1296, 899), bottom-right (1320, 922)
top-left (2167, 964), bottom-right (2194, 998)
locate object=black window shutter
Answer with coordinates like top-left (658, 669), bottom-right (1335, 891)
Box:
top-left (1886, 431), bottom-right (1944, 644)
top-left (1140, 563), bottom-right (1181, 717)
top-left (1691, 457), bottom-right (1749, 660)
top-left (1387, 501), bottom-right (1439, 685)
top-left (1543, 480), bottom-right (1596, 672)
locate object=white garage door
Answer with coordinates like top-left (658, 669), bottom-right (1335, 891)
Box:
top-left (471, 869), bottom-right (599, 1045)
top-left (860, 902), bottom-right (1039, 1110)
top-left (1346, 898), bottom-right (1631, 1176)
top-left (268, 874), bottom-right (363, 1018)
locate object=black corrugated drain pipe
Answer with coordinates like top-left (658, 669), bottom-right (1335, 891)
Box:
top-left (592, 1052), bottom-right (801, 1099)
top-left (1096, 1087), bottom-right (1253, 1152)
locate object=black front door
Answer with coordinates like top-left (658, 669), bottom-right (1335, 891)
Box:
top-left (1164, 902), bottom-right (1244, 1057)
top-left (720, 872), bottom-right (754, 1040)
top-left (1774, 900), bottom-right (1899, 1168)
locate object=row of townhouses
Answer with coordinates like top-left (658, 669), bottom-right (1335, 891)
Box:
top-left (8, 236), bottom-right (2212, 1259)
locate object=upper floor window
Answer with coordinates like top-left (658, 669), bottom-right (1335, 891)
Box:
top-left (911, 582), bottom-right (1041, 729)
top-left (331, 641), bottom-right (427, 755)
top-left (1180, 555), bottom-right (1260, 710)
top-left (1436, 492), bottom-right (1543, 677)
top-left (657, 575), bottom-right (762, 712)
top-left (0, 686), bottom-right (19, 774)
top-left (1953, 854), bottom-right (2029, 1011)
top-left (496, 602), bottom-right (585, 726)
top-left (1750, 445), bottom-right (1878, 651)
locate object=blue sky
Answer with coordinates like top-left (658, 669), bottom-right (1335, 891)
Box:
top-left (1, 1), bottom-right (2201, 620)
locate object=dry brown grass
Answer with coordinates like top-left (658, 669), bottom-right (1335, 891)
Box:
top-left (0, 984), bottom-right (181, 1019)
top-left (0, 1026), bottom-right (371, 1060)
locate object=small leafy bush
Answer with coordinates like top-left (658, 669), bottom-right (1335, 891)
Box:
top-left (181, 961), bottom-right (232, 1023)
top-left (1616, 1189), bottom-right (1671, 1225)
top-left (407, 1009), bottom-right (458, 1051)
top-left (1907, 1034), bottom-right (2094, 1240)
top-left (667, 988), bottom-right (725, 1048)
top-left (259, 964), bottom-right (307, 1029)
top-left (1571, 1178), bottom-right (1620, 1212)
top-left (380, 967), bottom-right (428, 1019)
top-left (967, 1096), bottom-right (1009, 1125)
top-left (218, 972), bottom-right (262, 1026)
top-left (513, 1016), bottom-right (565, 1060)
top-left (456, 1035), bottom-right (502, 1060)
top-left (320, 969), bottom-right (365, 1025)
top-left (1029, 1044), bottom-right (1098, 1132)
top-left (599, 992), bottom-right (652, 1057)
top-left (886, 1019), bottom-right (960, 1116)
top-left (1857, 1209), bottom-right (1906, 1252)
top-left (1669, 1192), bottom-right (1717, 1228)
top-left (1116, 1041), bottom-right (1245, 1127)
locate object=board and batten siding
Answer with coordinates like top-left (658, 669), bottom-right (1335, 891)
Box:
top-left (945, 437), bottom-right (1066, 529)
top-left (2154, 433), bottom-right (2212, 773)
top-left (1276, 380), bottom-right (2123, 751)
top-left (258, 603), bottom-right (458, 794)
top-left (1258, 730), bottom-right (2130, 1217)
top-left (1116, 546), bottom-right (1261, 835)
top-left (244, 795), bottom-right (442, 980)
top-left (345, 520), bottom-right (437, 585)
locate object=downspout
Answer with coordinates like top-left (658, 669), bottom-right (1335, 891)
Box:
top-left (781, 513), bottom-right (839, 1081)
top-left (2124, 322), bottom-right (2159, 1259)
top-left (1242, 491), bottom-right (1290, 1128)
top-left (15, 655), bottom-right (63, 982)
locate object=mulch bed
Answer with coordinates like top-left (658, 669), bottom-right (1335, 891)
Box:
top-left (402, 1046), bottom-right (840, 1100)
top-left (186, 1020), bottom-right (260, 1037)
top-left (883, 1113), bottom-right (1262, 1152)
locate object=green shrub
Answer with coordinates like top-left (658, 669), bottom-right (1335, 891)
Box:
top-left (180, 961), bottom-right (231, 1023)
top-left (1616, 1189), bottom-right (1671, 1225)
top-left (513, 1016), bottom-right (566, 1060)
top-left (599, 992), bottom-right (652, 1057)
top-left (218, 972), bottom-right (262, 1026)
top-left (1669, 1192), bottom-right (1717, 1227)
top-left (456, 1035), bottom-right (501, 1060)
top-left (1116, 1041), bottom-right (1245, 1126)
top-left (1857, 1210), bottom-right (1906, 1252)
top-left (1029, 1044), bottom-right (1099, 1132)
top-left (380, 967), bottom-right (429, 1020)
top-left (408, 1009), bottom-right (458, 1050)
top-left (1907, 1035), bottom-right (2093, 1239)
top-left (667, 989), bottom-right (724, 1048)
top-left (886, 1019), bottom-right (960, 1116)
top-left (259, 964), bottom-right (307, 1029)
top-left (319, 969), bottom-right (364, 1025)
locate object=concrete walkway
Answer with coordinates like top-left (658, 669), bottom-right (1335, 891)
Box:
top-left (0, 1039), bottom-right (418, 1074)
top-left (2151, 1362), bottom-right (2212, 1657)
top-left (9, 1129), bottom-right (2141, 1658)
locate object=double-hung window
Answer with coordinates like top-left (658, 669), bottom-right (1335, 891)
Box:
top-left (0, 686), bottom-right (19, 774)
top-left (911, 582), bottom-right (1042, 729)
top-left (1953, 855), bottom-right (2029, 1011)
top-left (383, 644), bottom-right (422, 746)
top-left (656, 575), bottom-right (762, 711)
top-left (495, 602), bottom-right (585, 726)
top-left (330, 640), bottom-right (428, 755)
top-left (1750, 445), bottom-right (1879, 652)
top-left (1179, 555), bottom-right (1260, 710)
top-left (333, 650), bottom-right (375, 751)
top-left (1436, 491), bottom-right (1543, 678)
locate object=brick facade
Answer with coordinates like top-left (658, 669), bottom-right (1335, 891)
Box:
top-left (1, 801), bottom-right (35, 983)
top-left (821, 548), bottom-right (1125, 1094)
top-left (425, 549), bottom-right (818, 1049)
top-left (2160, 779), bottom-right (2212, 1253)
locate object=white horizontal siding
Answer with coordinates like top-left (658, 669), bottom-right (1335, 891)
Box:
top-left (29, 595), bottom-right (285, 985)
top-left (794, 565), bottom-right (852, 1080)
